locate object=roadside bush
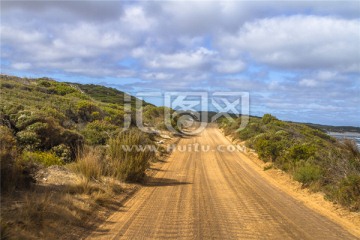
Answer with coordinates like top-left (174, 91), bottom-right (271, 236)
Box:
top-left (108, 128), bottom-right (155, 182)
top-left (336, 175), bottom-right (360, 210)
top-left (251, 134), bottom-right (289, 162)
top-left (238, 122), bottom-right (263, 140)
top-left (286, 144), bottom-right (316, 162)
top-left (22, 151), bottom-right (63, 167)
top-left (293, 163), bottom-right (322, 186)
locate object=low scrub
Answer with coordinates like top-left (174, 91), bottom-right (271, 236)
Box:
top-left (336, 175), bottom-right (360, 211)
top-left (219, 114), bottom-right (360, 211)
top-left (22, 151), bottom-right (63, 167)
top-left (293, 163), bottom-right (322, 186)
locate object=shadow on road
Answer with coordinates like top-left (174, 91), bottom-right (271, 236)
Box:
top-left (144, 176), bottom-right (192, 187)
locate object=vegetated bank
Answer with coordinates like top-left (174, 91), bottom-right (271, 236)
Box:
top-left (0, 75), bottom-right (176, 239)
top-left (219, 114), bottom-right (360, 211)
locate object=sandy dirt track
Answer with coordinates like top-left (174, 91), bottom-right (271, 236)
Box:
top-left (87, 127), bottom-right (358, 240)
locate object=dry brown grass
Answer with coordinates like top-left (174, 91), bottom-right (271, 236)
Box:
top-left (0, 176), bottom-right (127, 239)
top-left (68, 147), bottom-right (104, 181)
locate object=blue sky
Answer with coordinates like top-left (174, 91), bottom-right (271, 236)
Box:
top-left (1, 1), bottom-right (359, 126)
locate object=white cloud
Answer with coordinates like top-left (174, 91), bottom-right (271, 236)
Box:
top-left (121, 6), bottom-right (154, 31)
top-left (215, 60), bottom-right (245, 73)
top-left (12, 62), bottom-right (32, 70)
top-left (316, 71), bottom-right (337, 81)
top-left (147, 47), bottom-right (216, 70)
top-left (218, 15), bottom-right (360, 70)
top-left (143, 72), bottom-right (174, 81)
top-left (299, 78), bottom-right (318, 87)
top-left (0, 26), bottom-right (46, 44)
top-left (60, 23), bottom-right (132, 49)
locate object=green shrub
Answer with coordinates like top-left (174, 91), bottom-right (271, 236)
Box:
top-left (52, 83), bottom-right (76, 95)
top-left (238, 123), bottom-right (263, 140)
top-left (82, 120), bottom-right (118, 145)
top-left (22, 151), bottom-right (63, 167)
top-left (14, 110), bottom-right (45, 130)
top-left (252, 134), bottom-right (289, 162)
top-left (108, 129), bottom-right (155, 182)
top-left (16, 130), bottom-right (41, 150)
top-left (262, 114), bottom-right (278, 124)
top-left (1, 83), bottom-right (15, 89)
top-left (294, 163), bottom-right (322, 186)
top-left (37, 80), bottom-right (52, 87)
top-left (51, 144), bottom-right (72, 163)
top-left (76, 100), bottom-right (102, 122)
top-left (102, 107), bottom-right (124, 125)
top-left (286, 144), bottom-right (316, 162)
top-left (336, 175), bottom-right (360, 210)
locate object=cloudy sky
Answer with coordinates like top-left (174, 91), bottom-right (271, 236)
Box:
top-left (1, 1), bottom-right (359, 126)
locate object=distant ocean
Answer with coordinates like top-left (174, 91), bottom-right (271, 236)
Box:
top-left (328, 132), bottom-right (360, 149)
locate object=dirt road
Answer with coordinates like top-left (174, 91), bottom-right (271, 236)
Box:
top-left (87, 127), bottom-right (358, 239)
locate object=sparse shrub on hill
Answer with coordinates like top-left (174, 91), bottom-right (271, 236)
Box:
top-left (82, 120), bottom-right (118, 145)
top-left (262, 113), bottom-right (278, 124)
top-left (102, 105), bottom-right (125, 126)
top-left (76, 100), bottom-right (103, 122)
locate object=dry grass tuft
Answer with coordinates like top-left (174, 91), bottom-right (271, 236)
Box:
top-left (69, 147), bottom-right (104, 181)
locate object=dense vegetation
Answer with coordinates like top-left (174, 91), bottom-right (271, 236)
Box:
top-left (0, 75), bottom-right (179, 238)
top-left (72, 83), bottom-right (149, 107)
top-left (220, 114), bottom-right (360, 211)
top-left (0, 75), bottom-right (172, 192)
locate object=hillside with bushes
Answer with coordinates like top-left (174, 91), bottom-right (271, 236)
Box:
top-left (219, 114), bottom-right (360, 211)
top-left (0, 74), bottom-right (176, 185)
top-left (0, 75), bottom-right (175, 239)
